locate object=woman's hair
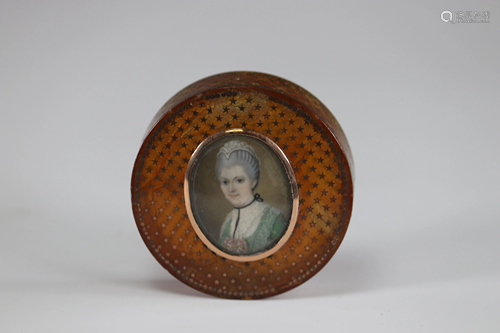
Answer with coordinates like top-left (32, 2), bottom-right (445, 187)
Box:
top-left (216, 140), bottom-right (261, 189)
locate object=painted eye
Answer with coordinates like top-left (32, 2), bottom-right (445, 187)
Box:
top-left (236, 178), bottom-right (245, 183)
top-left (221, 180), bottom-right (228, 185)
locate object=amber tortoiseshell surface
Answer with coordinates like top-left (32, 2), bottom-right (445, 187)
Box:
top-left (131, 72), bottom-right (354, 299)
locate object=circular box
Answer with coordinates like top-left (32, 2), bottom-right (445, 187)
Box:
top-left (131, 71), bottom-right (354, 299)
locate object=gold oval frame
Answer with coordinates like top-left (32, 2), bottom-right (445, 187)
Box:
top-left (184, 128), bottom-right (299, 262)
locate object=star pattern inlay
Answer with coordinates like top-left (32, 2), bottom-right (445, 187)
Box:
top-left (132, 85), bottom-right (351, 299)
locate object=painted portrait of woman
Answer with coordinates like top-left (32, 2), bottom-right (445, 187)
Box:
top-left (215, 140), bottom-right (286, 255)
top-left (186, 133), bottom-right (294, 258)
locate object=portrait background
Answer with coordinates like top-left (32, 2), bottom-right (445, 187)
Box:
top-left (189, 135), bottom-right (293, 245)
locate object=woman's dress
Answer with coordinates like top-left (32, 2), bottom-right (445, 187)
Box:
top-left (218, 201), bottom-right (286, 255)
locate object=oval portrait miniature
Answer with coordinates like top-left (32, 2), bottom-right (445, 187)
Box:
top-left (185, 130), bottom-right (298, 261)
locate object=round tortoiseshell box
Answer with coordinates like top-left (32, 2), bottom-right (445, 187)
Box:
top-left (131, 72), bottom-right (354, 299)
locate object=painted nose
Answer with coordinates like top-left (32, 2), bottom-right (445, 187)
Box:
top-left (228, 181), bottom-right (234, 192)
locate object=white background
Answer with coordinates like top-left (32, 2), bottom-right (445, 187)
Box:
top-left (1, 1), bottom-right (499, 332)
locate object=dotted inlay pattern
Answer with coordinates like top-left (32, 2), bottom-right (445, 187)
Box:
top-left (132, 89), bottom-right (352, 299)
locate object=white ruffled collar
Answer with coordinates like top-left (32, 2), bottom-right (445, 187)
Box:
top-left (228, 201), bottom-right (268, 239)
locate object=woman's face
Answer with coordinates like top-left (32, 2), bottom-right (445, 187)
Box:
top-left (219, 164), bottom-right (257, 207)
